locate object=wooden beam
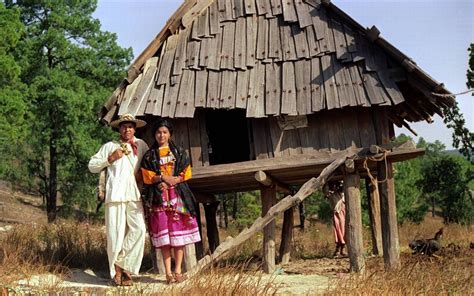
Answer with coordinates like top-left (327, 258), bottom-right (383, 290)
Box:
top-left (254, 171), bottom-right (292, 194)
top-left (261, 184), bottom-right (277, 273)
top-left (344, 171), bottom-right (365, 273)
top-left (279, 206), bottom-right (294, 264)
top-left (188, 148), bottom-right (358, 277)
top-left (365, 177), bottom-right (383, 256)
top-left (184, 244), bottom-right (197, 272)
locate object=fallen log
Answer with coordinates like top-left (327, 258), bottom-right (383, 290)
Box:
top-left (188, 147), bottom-right (358, 276)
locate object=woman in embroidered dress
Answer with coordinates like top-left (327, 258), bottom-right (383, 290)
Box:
top-left (141, 119), bottom-right (201, 284)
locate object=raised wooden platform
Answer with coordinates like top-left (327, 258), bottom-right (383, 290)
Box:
top-left (189, 145), bottom-right (424, 194)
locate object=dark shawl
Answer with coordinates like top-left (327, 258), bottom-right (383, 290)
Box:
top-left (140, 141), bottom-right (197, 216)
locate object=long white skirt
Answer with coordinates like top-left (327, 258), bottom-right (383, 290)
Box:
top-left (105, 201), bottom-right (146, 279)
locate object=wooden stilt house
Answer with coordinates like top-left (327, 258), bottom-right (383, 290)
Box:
top-left (99, 0), bottom-right (454, 273)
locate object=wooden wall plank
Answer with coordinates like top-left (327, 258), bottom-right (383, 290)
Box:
top-left (172, 119), bottom-right (191, 155)
top-left (186, 40), bottom-right (201, 70)
top-left (310, 57), bottom-right (325, 111)
top-left (175, 69), bottom-right (196, 118)
top-left (270, 0), bottom-right (283, 15)
top-left (282, 0), bottom-right (298, 22)
top-left (265, 62), bottom-right (281, 115)
top-left (327, 111), bottom-right (346, 151)
top-left (251, 118), bottom-right (270, 159)
top-left (188, 117), bottom-right (203, 167)
top-left (348, 64), bottom-right (370, 107)
top-left (356, 107), bottom-right (377, 147)
top-left (331, 56), bottom-right (352, 108)
top-left (221, 22), bottom-right (236, 70)
top-left (118, 74), bottom-right (142, 115)
top-left (157, 35), bottom-right (178, 85)
top-left (161, 75), bottom-right (181, 118)
top-left (320, 54), bottom-right (338, 110)
top-left (306, 24), bottom-right (320, 57)
top-left (195, 70), bottom-right (208, 107)
top-left (173, 29), bottom-right (190, 76)
top-left (295, 59), bottom-right (311, 115)
top-left (197, 9), bottom-right (210, 38)
top-left (220, 70), bottom-right (237, 108)
top-left (246, 15), bottom-right (258, 67)
top-left (281, 62), bottom-right (297, 115)
top-left (280, 20), bottom-right (297, 61)
top-left (331, 19), bottom-right (349, 61)
top-left (344, 24), bottom-right (357, 53)
top-left (268, 17), bottom-right (282, 60)
top-left (197, 111), bottom-right (210, 166)
top-left (378, 70), bottom-right (405, 105)
top-left (314, 112), bottom-right (330, 150)
top-left (268, 117), bottom-right (286, 157)
top-left (292, 24), bottom-right (310, 59)
top-left (341, 109), bottom-right (361, 147)
top-left (128, 65), bottom-right (157, 116)
top-left (256, 16), bottom-right (269, 61)
top-left (145, 84), bottom-right (165, 116)
top-left (256, 0), bottom-right (270, 15)
top-left (236, 70), bottom-right (250, 108)
top-left (207, 30), bottom-right (223, 70)
top-left (209, 2), bottom-right (220, 35)
top-left (234, 0), bottom-right (245, 18)
top-left (191, 16), bottom-right (201, 41)
top-left (325, 15), bottom-right (336, 53)
top-left (295, 1), bottom-right (312, 28)
top-left (246, 63), bottom-right (266, 117)
top-left (206, 70), bottom-right (221, 108)
top-left (234, 17), bottom-right (248, 69)
top-left (244, 0), bottom-right (257, 14)
top-left (199, 35), bottom-right (211, 68)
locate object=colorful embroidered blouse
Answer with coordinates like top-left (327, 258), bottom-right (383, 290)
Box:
top-left (141, 146), bottom-right (192, 213)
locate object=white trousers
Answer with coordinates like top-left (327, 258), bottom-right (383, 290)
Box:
top-left (105, 201), bottom-right (146, 279)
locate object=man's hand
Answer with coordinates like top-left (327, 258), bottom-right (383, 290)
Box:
top-left (158, 182), bottom-right (169, 192)
top-left (161, 175), bottom-right (180, 187)
top-left (108, 148), bottom-right (124, 164)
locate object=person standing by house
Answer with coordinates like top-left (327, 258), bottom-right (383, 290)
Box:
top-left (324, 181), bottom-right (347, 257)
top-left (140, 119), bottom-right (201, 284)
top-left (88, 114), bottom-right (149, 286)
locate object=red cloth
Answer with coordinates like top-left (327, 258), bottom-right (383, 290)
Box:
top-left (128, 139), bottom-right (138, 156)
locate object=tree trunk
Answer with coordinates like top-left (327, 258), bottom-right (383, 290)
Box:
top-left (223, 195), bottom-right (228, 228)
top-left (431, 196), bottom-right (435, 217)
top-left (232, 192), bottom-right (238, 220)
top-left (47, 122), bottom-right (58, 223)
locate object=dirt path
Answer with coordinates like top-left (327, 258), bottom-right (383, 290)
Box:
top-left (10, 265), bottom-right (339, 295)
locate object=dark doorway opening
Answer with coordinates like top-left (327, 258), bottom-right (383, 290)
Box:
top-left (205, 109), bottom-right (251, 165)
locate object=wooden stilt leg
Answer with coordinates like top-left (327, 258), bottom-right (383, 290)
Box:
top-left (365, 177), bottom-right (383, 256)
top-left (344, 171), bottom-right (365, 273)
top-left (279, 206), bottom-right (294, 264)
top-left (204, 201), bottom-right (220, 253)
top-left (378, 160), bottom-right (400, 270)
top-left (261, 184), bottom-right (277, 273)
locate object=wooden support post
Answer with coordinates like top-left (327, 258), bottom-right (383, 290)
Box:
top-left (150, 247), bottom-right (166, 275)
top-left (378, 160), bottom-right (400, 269)
top-left (279, 206), bottom-right (294, 264)
top-left (184, 244), bottom-right (197, 272)
top-left (298, 203), bottom-right (305, 230)
top-left (261, 184), bottom-right (277, 273)
top-left (372, 107), bottom-right (400, 270)
top-left (365, 177), bottom-right (383, 256)
top-left (344, 171), bottom-right (366, 273)
top-left (204, 201), bottom-right (220, 253)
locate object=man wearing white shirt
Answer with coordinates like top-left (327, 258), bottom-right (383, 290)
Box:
top-left (88, 114), bottom-right (149, 286)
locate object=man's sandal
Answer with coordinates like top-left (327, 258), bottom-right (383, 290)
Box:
top-left (121, 270), bottom-right (133, 286)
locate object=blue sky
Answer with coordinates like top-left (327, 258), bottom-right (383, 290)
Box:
top-left (93, 0), bottom-right (473, 149)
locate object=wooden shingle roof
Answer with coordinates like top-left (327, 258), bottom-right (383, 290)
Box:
top-left (100, 0), bottom-right (455, 129)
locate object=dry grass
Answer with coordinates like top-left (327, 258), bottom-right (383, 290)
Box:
top-left (0, 216), bottom-right (472, 295)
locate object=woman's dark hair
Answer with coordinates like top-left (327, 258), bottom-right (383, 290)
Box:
top-left (152, 119), bottom-right (173, 136)
top-left (151, 119), bottom-right (174, 149)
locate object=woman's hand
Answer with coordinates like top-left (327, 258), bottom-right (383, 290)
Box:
top-left (158, 182), bottom-right (169, 192)
top-left (161, 175), bottom-right (180, 186)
